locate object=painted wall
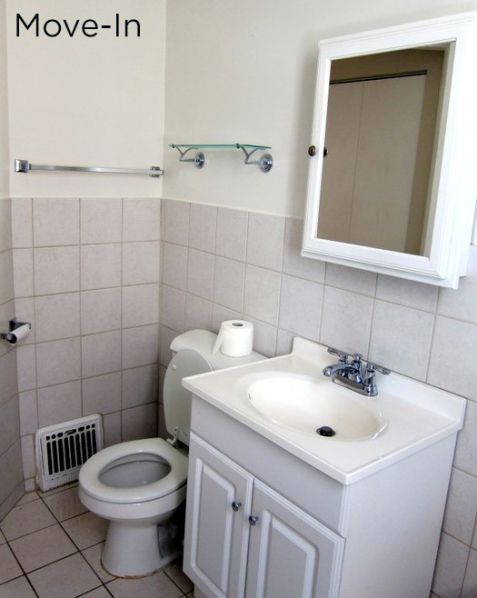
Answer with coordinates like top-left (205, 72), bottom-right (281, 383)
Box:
top-left (6, 0), bottom-right (165, 198)
top-left (163, 0), bottom-right (477, 217)
top-left (0, 0), bottom-right (23, 520)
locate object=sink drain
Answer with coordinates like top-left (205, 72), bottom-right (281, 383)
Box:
top-left (316, 426), bottom-right (336, 437)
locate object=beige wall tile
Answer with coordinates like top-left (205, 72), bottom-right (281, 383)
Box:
top-left (187, 249), bottom-right (215, 300)
top-left (16, 344), bottom-right (36, 391)
top-left (162, 242), bottom-right (188, 290)
top-left (189, 203), bottom-right (217, 253)
top-left (122, 402), bottom-right (158, 441)
top-left (82, 372), bottom-right (121, 416)
top-left (279, 274), bottom-right (323, 340)
top-left (438, 246), bottom-right (477, 324)
top-left (321, 286), bottom-right (373, 356)
top-left (12, 248), bottom-right (32, 298)
top-left (0, 350), bottom-right (17, 408)
top-left (161, 285), bottom-right (185, 332)
top-left (246, 212), bottom-right (284, 272)
top-left (19, 390), bottom-right (37, 435)
top-left (81, 244), bottom-right (121, 290)
top-left (122, 364), bottom-right (159, 409)
top-left (432, 533), bottom-right (469, 598)
top-left (216, 207), bottom-right (248, 261)
top-left (325, 263), bottom-right (377, 296)
top-left (36, 337), bottom-right (81, 388)
top-left (103, 411), bottom-right (122, 446)
top-left (376, 275), bottom-right (438, 312)
top-left (122, 241), bottom-right (160, 285)
top-left (428, 317), bottom-right (477, 401)
top-left (34, 246), bottom-right (79, 295)
top-left (283, 218), bottom-right (325, 283)
top-left (185, 294), bottom-right (213, 331)
top-left (35, 292), bottom-right (80, 342)
top-left (82, 330), bottom-right (121, 378)
top-left (80, 198), bottom-right (122, 244)
top-left (369, 301), bottom-right (434, 380)
top-left (244, 265), bottom-right (281, 326)
top-left (214, 257), bottom-right (245, 313)
top-left (443, 468), bottom-right (477, 545)
top-left (11, 198), bottom-right (32, 248)
top-left (122, 324), bottom-right (159, 369)
top-left (0, 396), bottom-right (20, 456)
top-left (454, 401), bottom-right (477, 478)
top-left (81, 288), bottom-right (121, 335)
top-left (37, 380), bottom-right (82, 427)
top-left (162, 199), bottom-right (189, 246)
top-left (33, 198), bottom-right (79, 246)
top-left (122, 284), bottom-right (159, 328)
top-left (123, 198), bottom-right (160, 242)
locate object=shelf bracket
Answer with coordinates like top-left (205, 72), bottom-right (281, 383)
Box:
top-left (170, 145), bottom-right (205, 169)
top-left (237, 144), bottom-right (273, 172)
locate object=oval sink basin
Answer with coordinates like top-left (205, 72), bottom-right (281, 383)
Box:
top-left (248, 373), bottom-right (387, 441)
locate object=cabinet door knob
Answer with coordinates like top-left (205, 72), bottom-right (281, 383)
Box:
top-left (308, 145), bottom-right (316, 156)
top-left (231, 501), bottom-right (242, 512)
top-left (248, 515), bottom-right (259, 526)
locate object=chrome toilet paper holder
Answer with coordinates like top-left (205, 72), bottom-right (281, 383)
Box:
top-left (0, 318), bottom-right (32, 344)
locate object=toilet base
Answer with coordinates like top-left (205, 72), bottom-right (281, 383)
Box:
top-left (102, 520), bottom-right (179, 578)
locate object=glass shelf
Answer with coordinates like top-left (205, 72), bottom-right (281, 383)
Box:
top-left (169, 143), bottom-right (273, 172)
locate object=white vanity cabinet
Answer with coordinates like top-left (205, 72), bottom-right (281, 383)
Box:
top-left (184, 433), bottom-right (344, 598)
top-left (184, 394), bottom-right (459, 598)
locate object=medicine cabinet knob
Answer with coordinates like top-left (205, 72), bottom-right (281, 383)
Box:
top-left (231, 501), bottom-right (242, 512)
top-left (308, 145), bottom-right (328, 157)
top-left (248, 515), bottom-right (259, 526)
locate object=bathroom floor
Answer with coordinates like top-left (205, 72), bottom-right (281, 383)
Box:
top-left (0, 484), bottom-right (194, 598)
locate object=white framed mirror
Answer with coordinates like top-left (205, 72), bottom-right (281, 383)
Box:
top-left (302, 13), bottom-right (477, 288)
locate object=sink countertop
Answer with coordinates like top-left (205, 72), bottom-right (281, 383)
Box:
top-left (182, 338), bottom-right (466, 485)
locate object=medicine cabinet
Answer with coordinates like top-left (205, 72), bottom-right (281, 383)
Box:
top-left (302, 13), bottom-right (477, 288)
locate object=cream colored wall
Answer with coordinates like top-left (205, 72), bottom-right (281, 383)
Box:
top-left (7, 0), bottom-right (166, 198)
top-left (163, 0), bottom-right (477, 217)
top-left (0, 0), bottom-right (10, 197)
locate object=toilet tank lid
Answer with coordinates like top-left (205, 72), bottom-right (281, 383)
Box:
top-left (170, 329), bottom-right (265, 370)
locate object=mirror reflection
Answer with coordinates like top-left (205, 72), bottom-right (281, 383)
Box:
top-left (317, 46), bottom-right (448, 256)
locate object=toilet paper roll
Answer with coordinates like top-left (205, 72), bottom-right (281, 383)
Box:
top-left (213, 320), bottom-right (254, 357)
top-left (6, 324), bottom-right (30, 344)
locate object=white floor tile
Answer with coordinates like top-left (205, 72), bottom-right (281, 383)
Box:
top-left (28, 553), bottom-right (101, 598)
top-left (10, 523), bottom-right (76, 572)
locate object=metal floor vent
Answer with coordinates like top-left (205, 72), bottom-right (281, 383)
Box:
top-left (35, 414), bottom-right (103, 492)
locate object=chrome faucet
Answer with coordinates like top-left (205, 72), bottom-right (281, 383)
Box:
top-left (323, 347), bottom-right (390, 397)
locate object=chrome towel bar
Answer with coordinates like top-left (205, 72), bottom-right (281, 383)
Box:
top-left (14, 159), bottom-right (164, 178)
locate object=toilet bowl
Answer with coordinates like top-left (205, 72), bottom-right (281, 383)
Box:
top-left (78, 329), bottom-right (264, 578)
top-left (79, 438), bottom-right (188, 577)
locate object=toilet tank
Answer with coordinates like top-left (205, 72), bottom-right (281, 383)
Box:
top-left (162, 329), bottom-right (264, 446)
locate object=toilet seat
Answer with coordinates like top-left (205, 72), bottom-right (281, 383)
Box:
top-left (79, 438), bottom-right (188, 504)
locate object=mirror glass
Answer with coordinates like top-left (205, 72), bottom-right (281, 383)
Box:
top-left (316, 45), bottom-right (450, 256)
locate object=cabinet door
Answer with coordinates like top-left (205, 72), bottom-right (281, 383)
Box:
top-left (184, 433), bottom-right (253, 598)
top-left (246, 480), bottom-right (344, 598)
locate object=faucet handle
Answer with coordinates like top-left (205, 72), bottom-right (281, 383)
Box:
top-left (327, 347), bottom-right (349, 362)
top-left (366, 362), bottom-right (391, 376)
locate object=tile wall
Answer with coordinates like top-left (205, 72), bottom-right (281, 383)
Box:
top-left (12, 197), bottom-right (161, 491)
top-left (0, 197), bottom-right (23, 519)
top-left (159, 198), bottom-right (477, 598)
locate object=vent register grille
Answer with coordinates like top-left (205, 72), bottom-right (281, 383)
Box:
top-left (35, 415), bottom-right (103, 491)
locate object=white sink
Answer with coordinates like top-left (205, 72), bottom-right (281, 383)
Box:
top-left (247, 373), bottom-right (387, 440)
top-left (183, 337), bottom-right (466, 484)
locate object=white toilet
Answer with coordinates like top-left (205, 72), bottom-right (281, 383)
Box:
top-left (78, 329), bottom-right (263, 578)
